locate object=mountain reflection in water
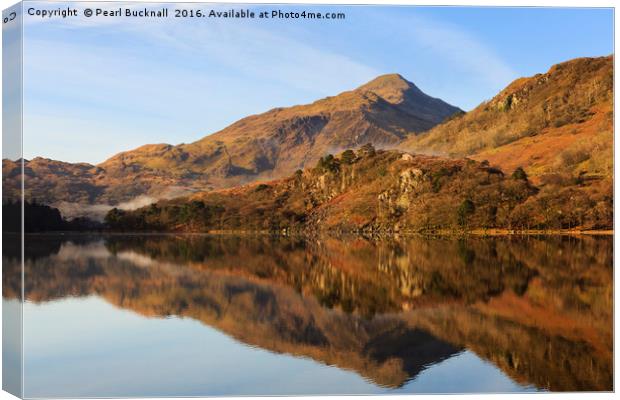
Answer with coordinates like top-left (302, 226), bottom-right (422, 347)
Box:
top-left (3, 234), bottom-right (613, 393)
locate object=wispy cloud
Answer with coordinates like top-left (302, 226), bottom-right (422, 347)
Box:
top-left (358, 8), bottom-right (517, 109)
top-left (404, 14), bottom-right (517, 89)
top-left (24, 2), bottom-right (379, 95)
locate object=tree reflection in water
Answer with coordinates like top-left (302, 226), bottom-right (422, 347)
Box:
top-left (3, 233), bottom-right (612, 391)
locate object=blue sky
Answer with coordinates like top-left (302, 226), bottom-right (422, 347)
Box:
top-left (18, 3), bottom-right (614, 164)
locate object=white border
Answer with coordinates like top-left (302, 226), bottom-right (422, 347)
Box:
top-left (0, 1), bottom-right (616, 400)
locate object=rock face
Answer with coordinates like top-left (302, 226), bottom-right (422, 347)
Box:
top-left (3, 74), bottom-right (460, 210)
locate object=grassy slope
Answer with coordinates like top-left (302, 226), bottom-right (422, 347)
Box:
top-left (401, 56), bottom-right (613, 182)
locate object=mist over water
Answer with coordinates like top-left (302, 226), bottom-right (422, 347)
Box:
top-left (54, 185), bottom-right (198, 221)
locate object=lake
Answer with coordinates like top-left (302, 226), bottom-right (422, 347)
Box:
top-left (2, 234), bottom-right (613, 396)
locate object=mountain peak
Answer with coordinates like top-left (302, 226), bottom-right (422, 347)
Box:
top-left (363, 73), bottom-right (410, 85)
top-left (353, 73), bottom-right (460, 124)
top-left (356, 73), bottom-right (417, 102)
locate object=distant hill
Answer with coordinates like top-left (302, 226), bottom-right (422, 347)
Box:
top-left (3, 74), bottom-right (460, 211)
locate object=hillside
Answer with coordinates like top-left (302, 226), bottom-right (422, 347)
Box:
top-left (2, 55), bottom-right (612, 229)
top-left (2, 74), bottom-right (459, 213)
top-left (100, 73), bottom-right (459, 189)
top-left (2, 156), bottom-right (202, 217)
top-left (401, 56), bottom-right (613, 182)
top-left (104, 146), bottom-right (612, 233)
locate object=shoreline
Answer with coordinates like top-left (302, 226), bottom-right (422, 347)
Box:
top-left (442, 229), bottom-right (614, 236)
top-left (14, 229), bottom-right (614, 237)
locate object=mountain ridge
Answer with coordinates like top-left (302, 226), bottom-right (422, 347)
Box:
top-left (99, 72), bottom-right (460, 182)
top-left (4, 73), bottom-right (461, 210)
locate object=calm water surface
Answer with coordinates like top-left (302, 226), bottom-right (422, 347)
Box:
top-left (2, 234), bottom-right (613, 396)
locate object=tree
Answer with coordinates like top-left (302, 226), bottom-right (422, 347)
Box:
top-left (316, 154), bottom-right (339, 173)
top-left (359, 143), bottom-right (376, 157)
top-left (340, 149), bottom-right (356, 164)
top-left (105, 208), bottom-right (126, 229)
top-left (457, 199), bottom-right (476, 227)
top-left (512, 167), bottom-right (528, 181)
